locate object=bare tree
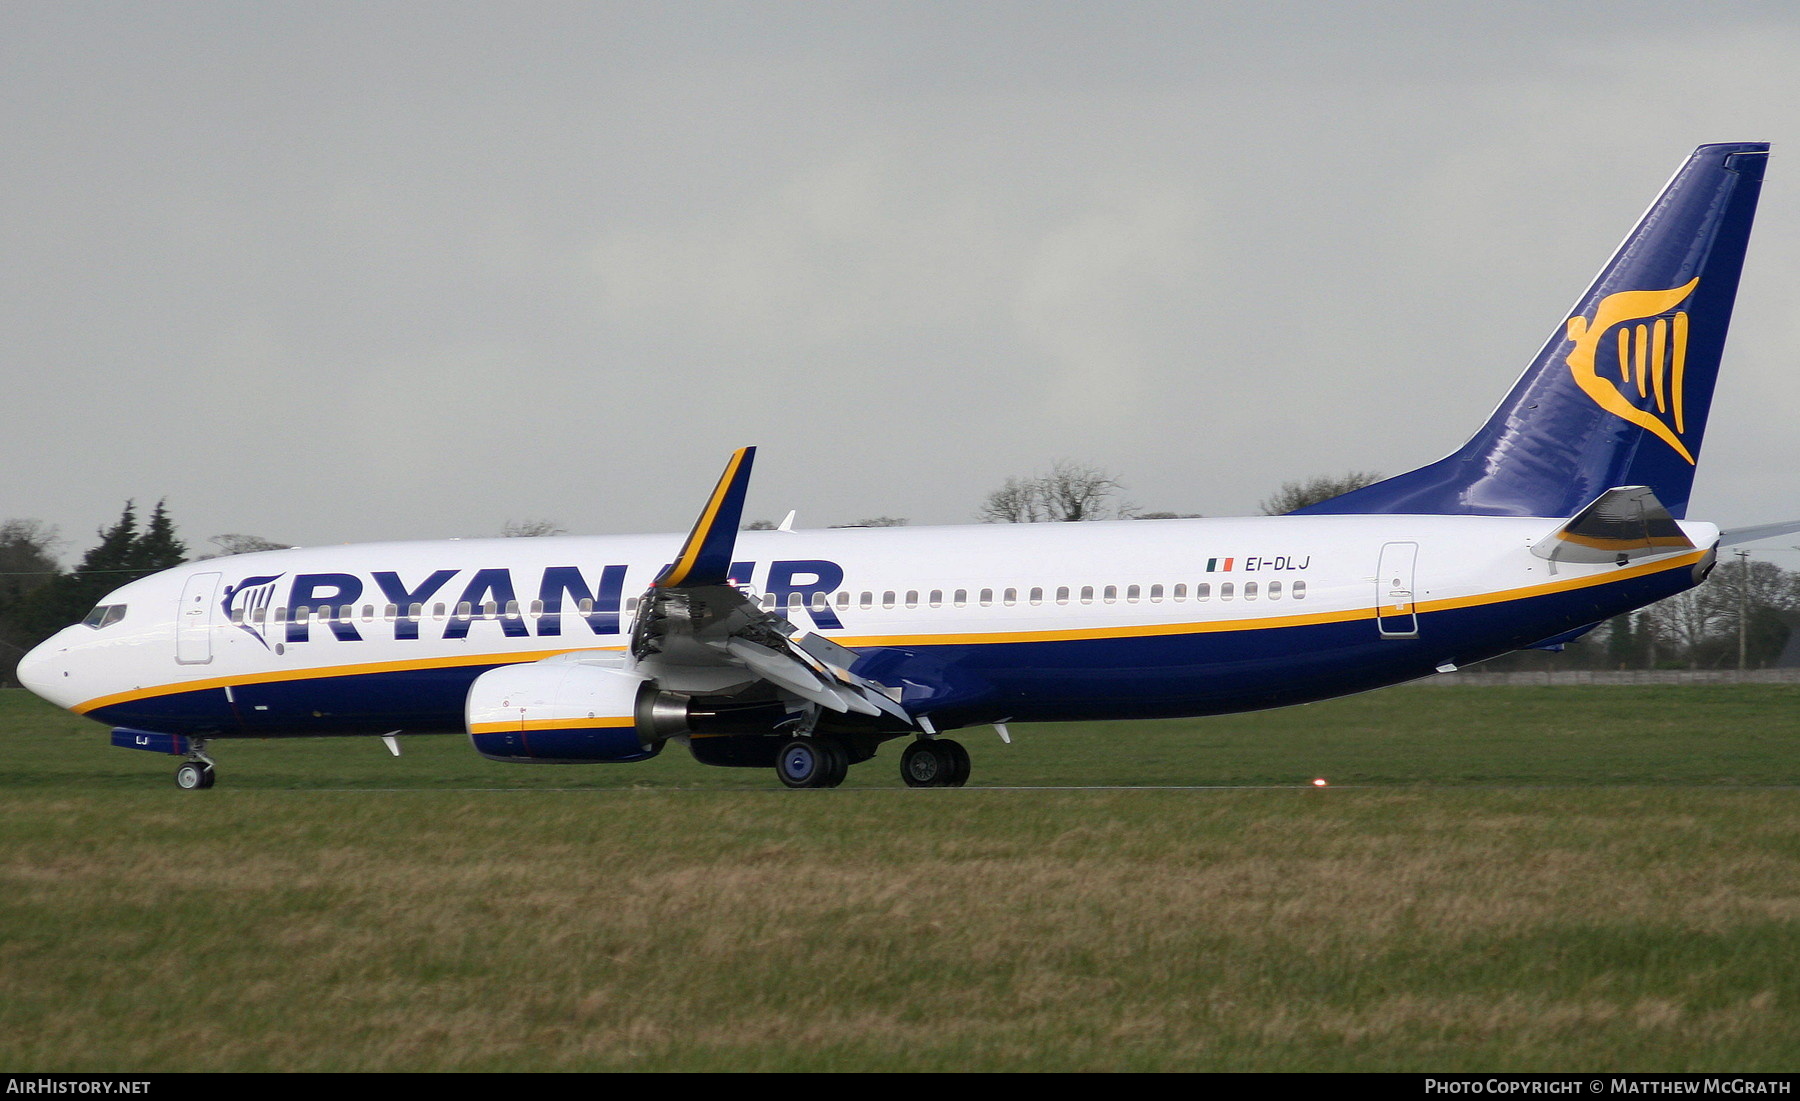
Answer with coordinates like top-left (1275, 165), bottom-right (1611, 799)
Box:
top-left (1258, 471), bottom-right (1383, 515)
top-left (978, 476), bottom-right (1047, 524)
top-left (502, 519), bottom-right (567, 538)
top-left (830, 517), bottom-right (909, 528)
top-left (979, 462), bottom-right (1131, 523)
top-left (206, 533), bottom-right (291, 557)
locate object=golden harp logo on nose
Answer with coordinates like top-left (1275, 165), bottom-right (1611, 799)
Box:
top-left (1564, 278), bottom-right (1700, 465)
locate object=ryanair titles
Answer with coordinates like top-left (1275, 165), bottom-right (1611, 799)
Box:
top-left (223, 560), bottom-right (847, 649)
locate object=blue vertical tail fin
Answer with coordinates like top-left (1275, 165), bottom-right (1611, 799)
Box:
top-left (1298, 142), bottom-right (1767, 520)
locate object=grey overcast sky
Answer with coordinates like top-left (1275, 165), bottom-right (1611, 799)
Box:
top-left (6, 1), bottom-right (1800, 561)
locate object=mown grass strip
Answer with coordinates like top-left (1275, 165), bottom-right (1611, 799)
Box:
top-left (3, 687), bottom-right (1798, 1071)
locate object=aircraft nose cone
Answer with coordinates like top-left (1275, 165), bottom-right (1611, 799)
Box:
top-left (15, 632), bottom-right (77, 710)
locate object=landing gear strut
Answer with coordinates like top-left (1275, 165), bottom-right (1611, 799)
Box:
top-left (900, 738), bottom-right (969, 788)
top-left (776, 736), bottom-right (849, 789)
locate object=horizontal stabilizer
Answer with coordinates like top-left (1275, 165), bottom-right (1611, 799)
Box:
top-left (1531, 487), bottom-right (1695, 564)
top-left (1719, 520), bottom-right (1800, 547)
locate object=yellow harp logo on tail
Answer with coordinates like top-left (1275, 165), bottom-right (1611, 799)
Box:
top-left (1564, 278), bottom-right (1700, 465)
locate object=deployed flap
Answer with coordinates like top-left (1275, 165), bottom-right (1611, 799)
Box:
top-left (1531, 486), bottom-right (1696, 564)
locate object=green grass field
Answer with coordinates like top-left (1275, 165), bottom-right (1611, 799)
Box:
top-left (3, 685), bottom-right (1797, 1071)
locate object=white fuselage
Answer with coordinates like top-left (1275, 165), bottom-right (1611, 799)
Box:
top-left (18, 513), bottom-right (1716, 737)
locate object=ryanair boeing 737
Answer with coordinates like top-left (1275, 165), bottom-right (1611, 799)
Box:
top-left (16, 143), bottom-right (1783, 789)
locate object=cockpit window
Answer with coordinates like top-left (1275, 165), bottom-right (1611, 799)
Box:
top-left (82, 604), bottom-right (127, 629)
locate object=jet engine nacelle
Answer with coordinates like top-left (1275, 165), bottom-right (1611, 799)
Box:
top-left (465, 658), bottom-right (663, 763)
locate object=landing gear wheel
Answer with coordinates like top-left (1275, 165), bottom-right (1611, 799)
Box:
top-left (939, 739), bottom-right (971, 788)
top-left (902, 738), bottom-right (969, 788)
top-left (777, 737), bottom-right (848, 789)
top-left (175, 761), bottom-right (215, 790)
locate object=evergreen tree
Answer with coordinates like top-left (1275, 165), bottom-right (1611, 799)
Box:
top-left (25, 501), bottom-right (189, 635)
top-left (133, 500), bottom-right (187, 570)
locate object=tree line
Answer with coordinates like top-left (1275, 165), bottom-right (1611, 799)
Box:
top-left (0, 502), bottom-right (189, 685)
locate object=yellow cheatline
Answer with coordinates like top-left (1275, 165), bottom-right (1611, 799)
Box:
top-left (469, 716), bottom-right (636, 735)
top-left (71, 645), bottom-right (625, 714)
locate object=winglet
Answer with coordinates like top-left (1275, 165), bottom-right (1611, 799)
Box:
top-left (654, 447), bottom-right (756, 589)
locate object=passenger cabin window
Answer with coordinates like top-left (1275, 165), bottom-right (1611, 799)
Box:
top-left (1029, 587), bottom-right (1044, 606)
top-left (1220, 583), bottom-right (1234, 601)
top-left (1268, 581), bottom-right (1282, 599)
top-left (1292, 580), bottom-right (1308, 599)
top-left (1243, 582), bottom-right (1258, 600)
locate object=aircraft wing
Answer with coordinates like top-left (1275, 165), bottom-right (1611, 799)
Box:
top-left (630, 447), bottom-right (913, 723)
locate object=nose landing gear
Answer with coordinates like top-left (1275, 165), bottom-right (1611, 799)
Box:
top-left (174, 741), bottom-right (216, 790)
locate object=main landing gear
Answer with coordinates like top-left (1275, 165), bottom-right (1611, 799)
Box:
top-left (900, 738), bottom-right (970, 788)
top-left (772, 734), bottom-right (972, 788)
top-left (776, 735), bottom-right (850, 789)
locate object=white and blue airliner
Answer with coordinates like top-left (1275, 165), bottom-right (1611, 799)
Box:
top-left (18, 143), bottom-right (1786, 789)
